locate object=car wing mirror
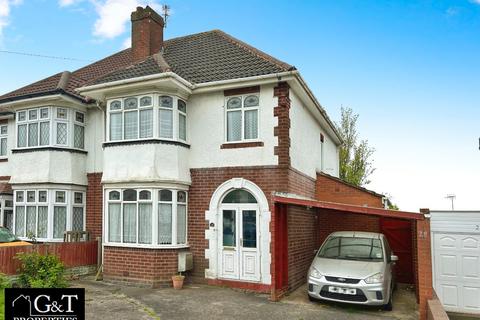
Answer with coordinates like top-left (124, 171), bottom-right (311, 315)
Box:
top-left (391, 255), bottom-right (399, 262)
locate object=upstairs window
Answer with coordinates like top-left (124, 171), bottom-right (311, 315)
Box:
top-left (225, 95), bottom-right (259, 142)
top-left (16, 107), bottom-right (85, 150)
top-left (107, 94), bottom-right (187, 143)
top-left (0, 124), bottom-right (7, 157)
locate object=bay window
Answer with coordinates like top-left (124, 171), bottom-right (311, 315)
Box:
top-left (0, 124), bottom-right (7, 157)
top-left (13, 189), bottom-right (85, 241)
top-left (225, 94), bottom-right (259, 142)
top-left (106, 188), bottom-right (188, 247)
top-left (107, 94), bottom-right (186, 143)
top-left (16, 106), bottom-right (85, 150)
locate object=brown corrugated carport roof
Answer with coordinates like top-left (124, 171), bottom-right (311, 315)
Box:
top-left (272, 194), bottom-right (424, 220)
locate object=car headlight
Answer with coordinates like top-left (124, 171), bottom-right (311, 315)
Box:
top-left (310, 267), bottom-right (323, 279)
top-left (364, 272), bottom-right (384, 284)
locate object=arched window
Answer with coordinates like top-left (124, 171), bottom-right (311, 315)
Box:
top-left (222, 189), bottom-right (257, 204)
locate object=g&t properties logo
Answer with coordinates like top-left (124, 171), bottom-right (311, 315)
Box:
top-left (5, 288), bottom-right (85, 320)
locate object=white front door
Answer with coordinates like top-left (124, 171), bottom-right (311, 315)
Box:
top-left (218, 205), bottom-right (260, 282)
top-left (433, 232), bottom-right (480, 314)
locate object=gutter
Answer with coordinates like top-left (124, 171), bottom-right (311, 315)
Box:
top-left (0, 92), bottom-right (88, 108)
top-left (76, 72), bottom-right (194, 93)
top-left (191, 71), bottom-right (298, 92)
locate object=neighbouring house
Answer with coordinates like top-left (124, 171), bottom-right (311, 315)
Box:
top-left (0, 6), bottom-right (435, 319)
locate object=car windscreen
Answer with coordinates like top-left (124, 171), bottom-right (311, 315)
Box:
top-left (0, 227), bottom-right (18, 243)
top-left (317, 236), bottom-right (384, 261)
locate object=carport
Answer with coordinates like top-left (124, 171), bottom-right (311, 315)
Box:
top-left (270, 194), bottom-right (433, 320)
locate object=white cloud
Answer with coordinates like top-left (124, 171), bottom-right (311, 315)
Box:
top-left (471, 0), bottom-right (480, 4)
top-left (58, 0), bottom-right (83, 7)
top-left (91, 0), bottom-right (161, 40)
top-left (0, 0), bottom-right (22, 38)
top-left (121, 36), bottom-right (130, 49)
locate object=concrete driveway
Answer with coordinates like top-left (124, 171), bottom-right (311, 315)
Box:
top-left (74, 278), bottom-right (418, 320)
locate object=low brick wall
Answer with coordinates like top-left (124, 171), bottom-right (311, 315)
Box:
top-left (0, 241), bottom-right (98, 275)
top-left (103, 246), bottom-right (190, 288)
top-left (427, 291), bottom-right (449, 320)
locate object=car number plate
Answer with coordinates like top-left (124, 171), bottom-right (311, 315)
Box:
top-left (328, 286), bottom-right (356, 295)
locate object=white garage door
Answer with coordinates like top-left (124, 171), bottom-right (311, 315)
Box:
top-left (431, 211), bottom-right (480, 314)
top-left (433, 233), bottom-right (480, 313)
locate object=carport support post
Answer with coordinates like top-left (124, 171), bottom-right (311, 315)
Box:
top-left (416, 210), bottom-right (433, 320)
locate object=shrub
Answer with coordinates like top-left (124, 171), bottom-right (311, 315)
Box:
top-left (0, 273), bottom-right (10, 289)
top-left (16, 252), bottom-right (67, 288)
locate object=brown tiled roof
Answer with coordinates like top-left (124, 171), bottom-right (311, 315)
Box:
top-left (0, 30), bottom-right (294, 104)
top-left (0, 49), bottom-right (133, 103)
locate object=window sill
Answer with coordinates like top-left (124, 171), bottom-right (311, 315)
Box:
top-left (103, 242), bottom-right (190, 250)
top-left (103, 139), bottom-right (190, 149)
top-left (220, 141), bottom-right (264, 149)
top-left (0, 158), bottom-right (7, 162)
top-left (12, 147), bottom-right (87, 155)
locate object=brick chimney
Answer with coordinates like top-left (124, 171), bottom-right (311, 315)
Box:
top-left (131, 6), bottom-right (165, 63)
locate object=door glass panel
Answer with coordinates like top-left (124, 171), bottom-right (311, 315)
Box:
top-left (242, 210), bottom-right (257, 248)
top-left (223, 210), bottom-right (236, 247)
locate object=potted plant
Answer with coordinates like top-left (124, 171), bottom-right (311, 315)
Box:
top-left (172, 273), bottom-right (185, 290)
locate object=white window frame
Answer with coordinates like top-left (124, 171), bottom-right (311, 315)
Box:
top-left (104, 187), bottom-right (188, 249)
top-left (224, 94), bottom-right (260, 143)
top-left (12, 188), bottom-right (86, 242)
top-left (0, 123), bottom-right (8, 158)
top-left (106, 93), bottom-right (187, 143)
top-left (15, 107), bottom-right (85, 150)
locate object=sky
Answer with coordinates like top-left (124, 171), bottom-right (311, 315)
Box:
top-left (0, 0), bottom-right (479, 212)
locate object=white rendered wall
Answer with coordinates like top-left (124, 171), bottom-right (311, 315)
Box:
top-left (188, 84), bottom-right (278, 169)
top-left (290, 90), bottom-right (339, 178)
top-left (85, 107), bottom-right (104, 173)
top-left (102, 143), bottom-right (190, 184)
top-left (10, 150), bottom-right (87, 185)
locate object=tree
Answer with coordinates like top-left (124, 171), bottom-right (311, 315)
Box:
top-left (336, 107), bottom-right (375, 186)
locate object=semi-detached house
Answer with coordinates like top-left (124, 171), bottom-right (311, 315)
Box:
top-left (0, 6), bottom-right (426, 299)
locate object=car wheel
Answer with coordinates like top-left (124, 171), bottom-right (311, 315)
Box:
top-left (383, 284), bottom-right (393, 311)
top-left (308, 294), bottom-right (319, 302)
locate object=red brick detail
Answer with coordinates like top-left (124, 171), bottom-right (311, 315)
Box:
top-left (103, 246), bottom-right (188, 287)
top-left (273, 82), bottom-right (291, 168)
top-left (287, 205), bottom-right (318, 291)
top-left (131, 6), bottom-right (164, 63)
top-left (220, 141), bottom-right (264, 149)
top-left (316, 173), bottom-right (383, 207)
top-left (416, 217), bottom-right (433, 320)
top-left (224, 86), bottom-right (260, 96)
top-left (288, 168), bottom-right (316, 199)
top-left (207, 279), bottom-right (271, 293)
top-left (189, 166), bottom-right (289, 286)
top-left (86, 173), bottom-right (103, 240)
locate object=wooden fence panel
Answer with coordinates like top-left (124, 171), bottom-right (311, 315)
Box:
top-left (0, 241), bottom-right (98, 275)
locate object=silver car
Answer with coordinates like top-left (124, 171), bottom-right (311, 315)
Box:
top-left (307, 231), bottom-right (398, 310)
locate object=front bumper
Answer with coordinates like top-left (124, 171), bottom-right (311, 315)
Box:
top-left (308, 276), bottom-right (388, 306)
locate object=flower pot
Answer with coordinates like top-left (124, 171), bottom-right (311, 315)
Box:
top-left (172, 275), bottom-right (185, 290)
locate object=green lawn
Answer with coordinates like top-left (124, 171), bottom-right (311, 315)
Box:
top-left (0, 289), bottom-right (4, 320)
